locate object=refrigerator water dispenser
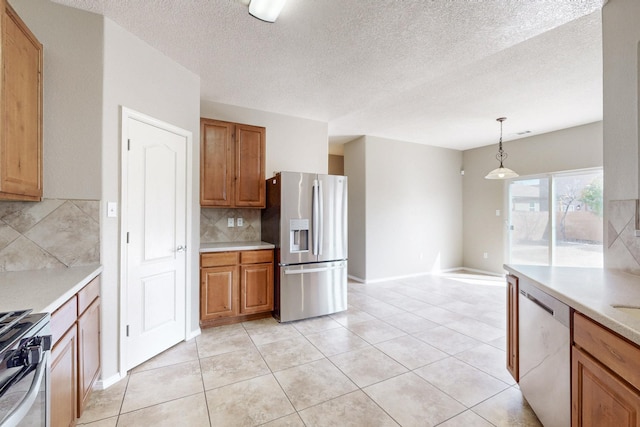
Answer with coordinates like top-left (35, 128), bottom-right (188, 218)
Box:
top-left (289, 218), bottom-right (309, 252)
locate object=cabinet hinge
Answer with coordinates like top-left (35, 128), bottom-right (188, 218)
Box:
top-left (127, 139), bottom-right (131, 151)
top-left (126, 232), bottom-right (129, 243)
top-left (126, 325), bottom-right (129, 337)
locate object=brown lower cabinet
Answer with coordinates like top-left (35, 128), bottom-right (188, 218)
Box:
top-left (50, 275), bottom-right (101, 426)
top-left (506, 274), bottom-right (519, 382)
top-left (506, 274), bottom-right (640, 426)
top-left (200, 249), bottom-right (273, 327)
top-left (51, 325), bottom-right (77, 427)
top-left (572, 312), bottom-right (640, 426)
top-left (78, 297), bottom-right (100, 413)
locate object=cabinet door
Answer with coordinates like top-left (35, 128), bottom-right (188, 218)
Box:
top-left (506, 274), bottom-right (519, 382)
top-left (240, 262), bottom-right (273, 315)
top-left (201, 265), bottom-right (239, 320)
top-left (235, 124), bottom-right (265, 208)
top-left (0, 4), bottom-right (42, 201)
top-left (77, 298), bottom-right (100, 417)
top-left (200, 119), bottom-right (234, 207)
top-left (51, 326), bottom-right (78, 427)
top-left (572, 346), bottom-right (640, 427)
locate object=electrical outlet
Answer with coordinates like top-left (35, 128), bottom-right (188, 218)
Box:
top-left (237, 217), bottom-right (243, 227)
top-left (227, 217), bottom-right (234, 227)
top-left (483, 252), bottom-right (489, 259)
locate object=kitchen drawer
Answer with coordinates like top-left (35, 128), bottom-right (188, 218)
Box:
top-left (573, 312), bottom-right (640, 391)
top-left (240, 250), bottom-right (273, 265)
top-left (51, 295), bottom-right (77, 346)
top-left (78, 276), bottom-right (100, 315)
top-left (201, 252), bottom-right (239, 268)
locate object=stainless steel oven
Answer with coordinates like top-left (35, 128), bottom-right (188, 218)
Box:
top-left (0, 310), bottom-right (51, 427)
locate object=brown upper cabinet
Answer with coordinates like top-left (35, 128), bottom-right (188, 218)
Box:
top-left (200, 118), bottom-right (266, 208)
top-left (0, 2), bottom-right (43, 201)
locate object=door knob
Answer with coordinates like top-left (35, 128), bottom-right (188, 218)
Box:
top-left (176, 245), bottom-right (186, 253)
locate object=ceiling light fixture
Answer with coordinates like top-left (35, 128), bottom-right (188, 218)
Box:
top-left (485, 117), bottom-right (518, 180)
top-left (249, 0), bottom-right (287, 22)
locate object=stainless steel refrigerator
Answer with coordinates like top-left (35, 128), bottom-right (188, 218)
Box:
top-left (261, 172), bottom-right (348, 322)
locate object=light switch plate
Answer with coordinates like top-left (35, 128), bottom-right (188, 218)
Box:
top-left (227, 217), bottom-right (235, 227)
top-left (237, 217), bottom-right (243, 227)
top-left (107, 202), bottom-right (118, 218)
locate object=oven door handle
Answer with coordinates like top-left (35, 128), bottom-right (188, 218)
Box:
top-left (1, 351), bottom-right (49, 427)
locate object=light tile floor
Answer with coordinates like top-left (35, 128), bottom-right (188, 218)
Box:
top-left (77, 272), bottom-right (542, 427)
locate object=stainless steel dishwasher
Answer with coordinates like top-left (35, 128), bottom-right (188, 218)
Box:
top-left (518, 279), bottom-right (571, 427)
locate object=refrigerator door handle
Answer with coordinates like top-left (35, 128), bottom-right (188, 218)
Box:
top-left (284, 264), bottom-right (345, 275)
top-left (318, 179), bottom-right (324, 255)
top-left (312, 179), bottom-right (320, 255)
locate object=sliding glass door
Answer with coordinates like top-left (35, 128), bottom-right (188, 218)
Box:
top-left (508, 169), bottom-right (603, 267)
top-left (509, 178), bottom-right (550, 265)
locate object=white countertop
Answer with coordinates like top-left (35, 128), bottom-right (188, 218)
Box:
top-left (200, 241), bottom-right (275, 253)
top-left (0, 264), bottom-right (103, 314)
top-left (504, 264), bottom-right (640, 345)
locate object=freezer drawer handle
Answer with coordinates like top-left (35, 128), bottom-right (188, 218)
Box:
top-left (284, 264), bottom-right (344, 275)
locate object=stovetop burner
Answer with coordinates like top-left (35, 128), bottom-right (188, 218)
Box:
top-left (0, 310), bottom-right (48, 356)
top-left (0, 310), bottom-right (33, 338)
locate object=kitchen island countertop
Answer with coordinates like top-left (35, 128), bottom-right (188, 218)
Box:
top-left (200, 241), bottom-right (275, 253)
top-left (0, 264), bottom-right (103, 314)
top-left (505, 264), bottom-right (640, 345)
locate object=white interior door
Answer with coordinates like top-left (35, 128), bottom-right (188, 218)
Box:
top-left (124, 115), bottom-right (187, 371)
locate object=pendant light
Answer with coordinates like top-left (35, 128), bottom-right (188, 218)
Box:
top-left (249, 0), bottom-right (287, 22)
top-left (485, 117), bottom-right (518, 180)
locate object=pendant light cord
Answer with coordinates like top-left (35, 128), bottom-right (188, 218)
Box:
top-left (496, 117), bottom-right (507, 168)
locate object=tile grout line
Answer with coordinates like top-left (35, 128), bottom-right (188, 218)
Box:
top-left (195, 337), bottom-right (215, 427)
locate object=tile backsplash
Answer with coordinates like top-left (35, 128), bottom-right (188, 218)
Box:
top-left (607, 199), bottom-right (640, 275)
top-left (0, 199), bottom-right (100, 272)
top-left (200, 208), bottom-right (261, 243)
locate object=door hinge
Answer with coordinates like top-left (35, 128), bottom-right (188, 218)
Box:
top-left (126, 232), bottom-right (129, 243)
top-left (126, 325), bottom-right (129, 337)
top-left (127, 139), bottom-right (131, 151)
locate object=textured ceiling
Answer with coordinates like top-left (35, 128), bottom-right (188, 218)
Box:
top-left (51, 0), bottom-right (604, 151)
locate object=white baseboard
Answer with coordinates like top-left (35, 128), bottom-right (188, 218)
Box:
top-left (186, 327), bottom-right (201, 341)
top-left (444, 267), bottom-right (505, 277)
top-left (95, 372), bottom-right (127, 390)
top-left (348, 266), bottom-right (504, 284)
top-left (98, 328), bottom-right (200, 391)
top-left (349, 270), bottom-right (436, 284)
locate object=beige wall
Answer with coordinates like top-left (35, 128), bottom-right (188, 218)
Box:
top-left (462, 121), bottom-right (603, 273)
top-left (11, 0), bottom-right (103, 200)
top-left (344, 137), bottom-right (366, 279)
top-left (328, 154), bottom-right (344, 175)
top-left (102, 18), bottom-right (201, 384)
top-left (603, 0), bottom-right (639, 203)
top-left (200, 101), bottom-right (329, 178)
top-left (346, 136), bottom-right (463, 282)
top-left (12, 1), bottom-right (202, 386)
top-left (602, 0), bottom-right (640, 273)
